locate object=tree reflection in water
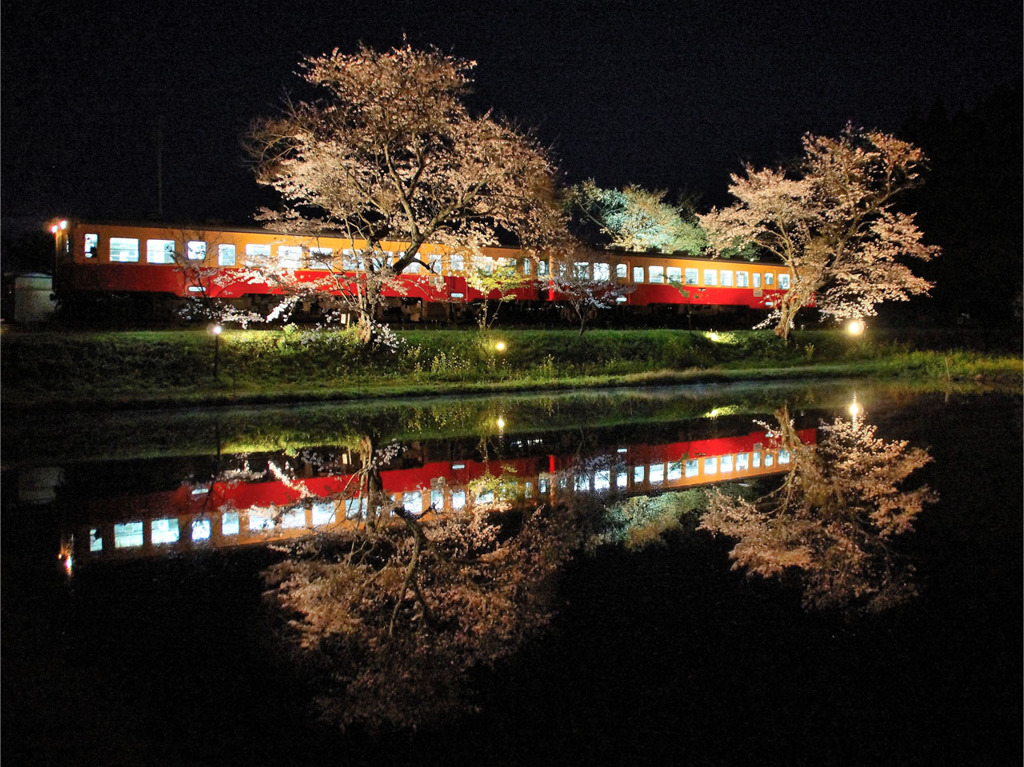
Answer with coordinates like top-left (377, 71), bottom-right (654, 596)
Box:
top-left (700, 405), bottom-right (937, 615)
top-left (261, 436), bottom-right (578, 732)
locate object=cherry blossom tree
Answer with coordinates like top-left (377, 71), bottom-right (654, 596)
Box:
top-left (700, 127), bottom-right (940, 339)
top-left (699, 405), bottom-right (936, 614)
top-left (246, 44), bottom-right (564, 344)
top-left (549, 244), bottom-right (635, 336)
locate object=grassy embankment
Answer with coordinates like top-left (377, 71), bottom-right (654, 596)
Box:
top-left (2, 326), bottom-right (1020, 409)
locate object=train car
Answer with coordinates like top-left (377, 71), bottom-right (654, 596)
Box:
top-left (50, 218), bottom-right (795, 322)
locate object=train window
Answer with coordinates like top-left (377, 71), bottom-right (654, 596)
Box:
top-left (191, 519), bottom-right (211, 541)
top-left (632, 266), bottom-right (644, 283)
top-left (666, 266), bottom-right (682, 284)
top-left (312, 501), bottom-right (335, 526)
top-left (187, 241), bottom-right (206, 261)
top-left (779, 273), bottom-right (791, 289)
top-left (84, 233), bottom-right (99, 258)
top-left (451, 489), bottom-right (467, 510)
top-left (147, 239), bottom-right (176, 264)
top-left (109, 237), bottom-right (140, 263)
top-left (152, 518), bottom-right (180, 544)
top-left (218, 244), bottom-right (236, 266)
top-left (428, 254), bottom-right (442, 273)
top-left (521, 258), bottom-right (531, 276)
top-left (752, 273), bottom-right (761, 288)
top-left (345, 499), bottom-right (365, 520)
top-left (249, 509), bottom-right (274, 531)
top-left (475, 256), bottom-right (493, 275)
top-left (342, 249), bottom-right (360, 270)
top-left (537, 260), bottom-right (549, 277)
top-left (309, 248), bottom-right (333, 270)
top-left (594, 263), bottom-right (610, 280)
top-left (765, 454), bottom-right (775, 467)
top-left (616, 263), bottom-right (627, 279)
top-left (649, 463), bottom-right (664, 483)
top-left (278, 245), bottom-right (302, 268)
top-left (721, 454), bottom-right (734, 472)
top-left (685, 459), bottom-right (699, 478)
top-left (222, 512), bottom-right (240, 535)
top-left (538, 476), bottom-right (549, 494)
top-left (402, 260), bottom-right (420, 274)
top-left (720, 270), bottom-right (733, 287)
top-left (89, 528), bottom-right (103, 552)
top-left (649, 266), bottom-right (664, 284)
top-left (736, 453), bottom-right (749, 471)
top-left (573, 262), bottom-right (590, 279)
top-left (431, 488), bottom-right (444, 509)
top-left (668, 461), bottom-right (682, 481)
top-left (281, 507), bottom-right (305, 528)
top-left (737, 271), bottom-right (749, 287)
top-left (685, 268), bottom-right (698, 285)
top-left (779, 449), bottom-right (791, 464)
top-left (703, 456), bottom-right (718, 475)
top-left (450, 254), bottom-right (465, 272)
top-left (633, 465), bottom-right (644, 483)
top-left (765, 273), bottom-right (774, 287)
top-left (752, 450), bottom-right (762, 468)
top-left (703, 269), bottom-right (717, 286)
top-left (595, 469), bottom-right (611, 490)
top-left (245, 244), bottom-right (271, 264)
top-left (114, 521), bottom-right (144, 548)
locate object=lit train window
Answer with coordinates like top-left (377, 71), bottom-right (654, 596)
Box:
top-left (402, 261), bottom-right (420, 274)
top-left (147, 239), bottom-right (176, 264)
top-left (89, 528), bottom-right (103, 552)
top-left (703, 269), bottom-right (717, 286)
top-left (721, 454), bottom-right (734, 472)
top-left (312, 501), bottom-right (335, 526)
top-left (450, 254), bottom-right (465, 272)
top-left (753, 451), bottom-right (762, 468)
top-left (538, 477), bottom-right (549, 494)
top-left (537, 260), bottom-right (548, 276)
top-left (649, 463), bottom-right (664, 483)
top-left (779, 274), bottom-right (790, 289)
top-left (685, 459), bottom-right (699, 478)
top-left (616, 263), bottom-right (627, 279)
top-left (451, 490), bottom-right (466, 509)
top-left (281, 507), bottom-right (305, 528)
top-left (594, 263), bottom-right (610, 280)
top-left (84, 233), bottom-right (99, 258)
top-left (720, 270), bottom-right (734, 287)
top-left (345, 498), bottom-right (365, 519)
top-left (187, 241), bottom-right (207, 261)
top-left (222, 512), bottom-right (240, 535)
top-left (245, 243), bottom-right (271, 262)
top-left (522, 259), bottom-right (531, 276)
top-left (403, 491), bottom-right (423, 514)
top-left (765, 454), bottom-right (775, 467)
top-left (192, 519), bottom-right (211, 541)
top-left (666, 266), bottom-right (682, 284)
top-left (685, 268), bottom-right (698, 285)
top-left (632, 266), bottom-right (644, 283)
top-left (573, 262), bottom-right (590, 279)
top-left (249, 509), bottom-right (274, 531)
top-left (574, 475), bottom-right (590, 492)
top-left (595, 469), bottom-right (611, 490)
top-left (151, 518), bottom-right (179, 545)
top-left (475, 256), bottom-right (493, 275)
top-left (342, 249), bottom-right (360, 270)
top-left (633, 465), bottom-right (645, 482)
top-left (477, 490), bottom-right (496, 504)
top-left (309, 248), bottom-right (333, 270)
top-left (752, 273), bottom-right (761, 289)
top-left (109, 237), bottom-right (140, 263)
top-left (765, 273), bottom-right (774, 287)
top-left (779, 449), bottom-right (791, 464)
top-left (668, 461), bottom-right (682, 481)
top-left (218, 244), bottom-right (236, 266)
top-left (524, 481), bottom-right (534, 498)
top-left (736, 453), bottom-right (749, 471)
top-left (616, 471), bottom-right (628, 488)
top-left (431, 488), bottom-right (444, 509)
top-left (649, 266), bottom-right (664, 284)
top-left (428, 254), bottom-right (442, 273)
top-left (114, 521), bottom-right (144, 548)
top-left (278, 245), bottom-right (302, 268)
top-left (737, 271), bottom-right (749, 287)
top-left (703, 456), bottom-right (718, 475)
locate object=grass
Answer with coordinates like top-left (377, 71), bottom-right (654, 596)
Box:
top-left (2, 326), bottom-right (1020, 410)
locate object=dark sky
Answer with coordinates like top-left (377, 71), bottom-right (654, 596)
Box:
top-left (2, 0), bottom-right (1020, 225)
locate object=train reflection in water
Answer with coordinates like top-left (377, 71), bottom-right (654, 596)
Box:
top-left (62, 426), bottom-right (816, 568)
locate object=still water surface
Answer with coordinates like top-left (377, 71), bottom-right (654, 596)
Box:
top-left (3, 383), bottom-right (1020, 765)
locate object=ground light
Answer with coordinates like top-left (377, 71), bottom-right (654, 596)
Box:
top-left (496, 417), bottom-right (506, 430)
top-left (494, 341), bottom-right (507, 352)
top-left (209, 324), bottom-right (223, 379)
top-left (847, 319), bottom-right (866, 336)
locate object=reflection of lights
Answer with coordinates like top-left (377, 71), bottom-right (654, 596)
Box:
top-left (494, 341), bottom-right (507, 352)
top-left (847, 319), bottom-right (865, 336)
top-left (849, 395), bottom-right (862, 419)
top-left (496, 417), bottom-right (506, 430)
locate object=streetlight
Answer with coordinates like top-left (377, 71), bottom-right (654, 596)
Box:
top-left (209, 323), bottom-right (222, 380)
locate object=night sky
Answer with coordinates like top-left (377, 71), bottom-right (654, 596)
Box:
top-left (2, 0), bottom-right (1020, 225)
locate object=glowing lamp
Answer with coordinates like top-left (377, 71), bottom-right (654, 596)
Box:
top-left (848, 398), bottom-right (862, 419)
top-left (59, 220), bottom-right (68, 230)
top-left (210, 324), bottom-right (223, 336)
top-left (495, 341), bottom-right (507, 352)
top-left (496, 417), bottom-right (506, 429)
top-left (847, 319), bottom-right (865, 336)
top-left (50, 225), bottom-right (59, 234)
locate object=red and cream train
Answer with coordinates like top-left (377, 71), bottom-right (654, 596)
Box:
top-left (51, 219), bottom-right (793, 321)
